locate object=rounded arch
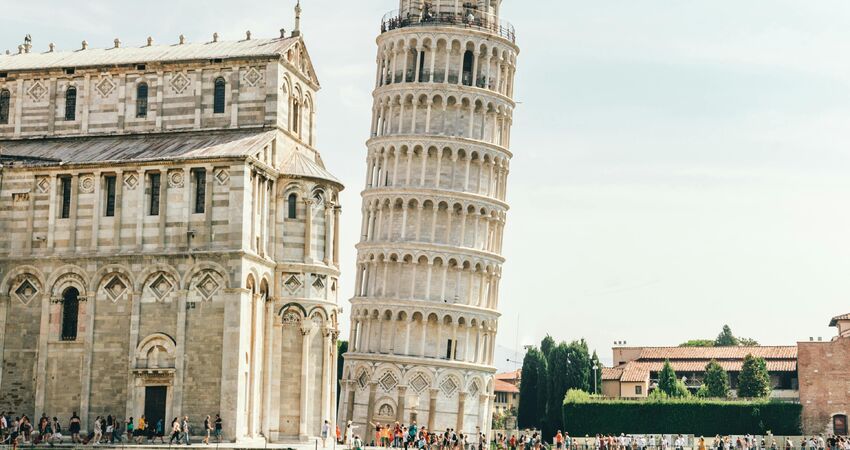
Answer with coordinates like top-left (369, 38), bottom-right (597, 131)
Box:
top-left (89, 264), bottom-right (135, 293)
top-left (134, 264), bottom-right (181, 293)
top-left (0, 265), bottom-right (47, 296)
top-left (48, 266), bottom-right (90, 299)
top-left (182, 261), bottom-right (230, 290)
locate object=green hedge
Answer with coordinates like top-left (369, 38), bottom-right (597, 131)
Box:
top-left (563, 399), bottom-right (802, 435)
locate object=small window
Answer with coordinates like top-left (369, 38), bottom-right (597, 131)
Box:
top-left (445, 339), bottom-right (457, 360)
top-left (213, 77), bottom-right (226, 114)
top-left (149, 172), bottom-right (161, 216)
top-left (59, 176), bottom-right (72, 219)
top-left (61, 287), bottom-right (80, 341)
top-left (136, 83), bottom-right (148, 118)
top-left (104, 175), bottom-right (117, 217)
top-left (291, 99), bottom-right (300, 135)
top-left (63, 68), bottom-right (75, 75)
top-left (635, 385), bottom-right (643, 395)
top-left (0, 89), bottom-right (10, 124)
top-left (287, 193), bottom-right (298, 219)
top-left (193, 169), bottom-right (206, 214)
top-left (136, 64), bottom-right (146, 71)
top-left (64, 87), bottom-right (77, 121)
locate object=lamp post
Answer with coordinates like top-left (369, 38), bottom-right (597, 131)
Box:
top-left (592, 364), bottom-right (599, 394)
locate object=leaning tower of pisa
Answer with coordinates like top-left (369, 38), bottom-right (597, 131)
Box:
top-left (339, 0), bottom-right (518, 439)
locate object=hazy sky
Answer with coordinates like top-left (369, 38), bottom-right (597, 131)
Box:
top-left (5, 0), bottom-right (850, 369)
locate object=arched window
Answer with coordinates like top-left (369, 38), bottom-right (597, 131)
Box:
top-left (287, 193), bottom-right (298, 219)
top-left (462, 50), bottom-right (475, 86)
top-left (65, 87), bottom-right (77, 121)
top-left (136, 83), bottom-right (149, 118)
top-left (0, 89), bottom-right (10, 125)
top-left (61, 287), bottom-right (80, 341)
top-left (213, 77), bottom-right (226, 114)
top-left (291, 99), bottom-right (301, 136)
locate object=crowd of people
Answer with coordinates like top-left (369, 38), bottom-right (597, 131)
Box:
top-left (341, 420), bottom-right (488, 450)
top-left (0, 411), bottom-right (224, 448)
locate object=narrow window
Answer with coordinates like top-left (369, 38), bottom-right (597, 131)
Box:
top-left (136, 83), bottom-right (148, 118)
top-left (635, 385), bottom-right (643, 395)
top-left (418, 51), bottom-right (426, 82)
top-left (61, 287), bottom-right (80, 341)
top-left (462, 50), bottom-right (474, 86)
top-left (292, 100), bottom-right (300, 135)
top-left (149, 172), bottom-right (161, 216)
top-left (60, 176), bottom-right (72, 219)
top-left (0, 89), bottom-right (10, 124)
top-left (65, 87), bottom-right (77, 121)
top-left (193, 169), bottom-right (206, 214)
top-left (287, 193), bottom-right (298, 219)
top-left (445, 339), bottom-right (456, 360)
top-left (213, 77), bottom-right (226, 113)
top-left (104, 175), bottom-right (116, 217)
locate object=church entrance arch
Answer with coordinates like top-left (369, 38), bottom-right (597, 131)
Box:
top-left (835, 414), bottom-right (848, 436)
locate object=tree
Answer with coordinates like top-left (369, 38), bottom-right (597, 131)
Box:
top-left (715, 325), bottom-right (740, 347)
top-left (702, 359), bottom-right (730, 398)
top-left (738, 354), bottom-right (771, 398)
top-left (657, 360), bottom-right (678, 397)
top-left (337, 340), bottom-right (348, 406)
top-left (541, 335), bottom-right (556, 361)
top-left (679, 339), bottom-right (715, 348)
top-left (518, 347), bottom-right (547, 429)
top-left (739, 337), bottom-right (760, 346)
top-left (545, 343), bottom-right (569, 437)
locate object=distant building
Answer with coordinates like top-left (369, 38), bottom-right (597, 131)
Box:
top-left (493, 370), bottom-right (520, 415)
top-left (798, 313), bottom-right (850, 435)
top-left (602, 346), bottom-right (798, 399)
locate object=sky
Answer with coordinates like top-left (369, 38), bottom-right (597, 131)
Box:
top-left (5, 0), bottom-right (850, 370)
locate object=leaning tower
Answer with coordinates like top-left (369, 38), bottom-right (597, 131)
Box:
top-left (339, 0), bottom-right (518, 439)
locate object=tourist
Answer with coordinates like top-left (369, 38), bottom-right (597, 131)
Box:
top-left (346, 420), bottom-right (354, 448)
top-left (699, 437), bottom-right (707, 450)
top-left (105, 415), bottom-right (114, 444)
top-left (169, 417), bottom-right (181, 444)
top-left (214, 414), bottom-right (223, 443)
top-left (322, 419), bottom-right (331, 448)
top-left (203, 415), bottom-right (212, 445)
top-left (50, 416), bottom-right (63, 445)
top-left (181, 416), bottom-right (190, 445)
top-left (10, 417), bottom-right (20, 450)
top-left (155, 418), bottom-right (165, 443)
top-left (337, 423), bottom-right (342, 445)
top-left (125, 417), bottom-right (134, 442)
top-left (556, 431), bottom-right (565, 450)
top-left (355, 434), bottom-right (364, 450)
top-left (95, 416), bottom-right (105, 445)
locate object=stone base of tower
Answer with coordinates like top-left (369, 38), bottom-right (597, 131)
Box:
top-left (338, 355), bottom-right (495, 441)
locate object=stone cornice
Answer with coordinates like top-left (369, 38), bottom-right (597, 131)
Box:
top-left (344, 351), bottom-right (498, 374)
top-left (366, 134), bottom-right (512, 159)
top-left (361, 186), bottom-right (509, 211)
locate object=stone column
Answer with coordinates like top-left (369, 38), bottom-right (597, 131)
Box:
top-left (457, 392), bottom-right (467, 432)
top-left (343, 379), bottom-right (356, 427)
top-left (324, 203), bottom-right (334, 265)
top-left (333, 206), bottom-right (342, 265)
top-left (396, 385), bottom-right (408, 423)
top-left (366, 381), bottom-right (378, 440)
top-left (321, 327), bottom-right (332, 425)
top-left (427, 388), bottom-right (440, 430)
top-left (299, 323), bottom-right (313, 439)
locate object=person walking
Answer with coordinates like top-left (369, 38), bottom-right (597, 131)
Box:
top-left (169, 418), bottom-right (181, 444)
top-left (125, 417), bottom-right (134, 443)
top-left (203, 416), bottom-right (211, 445)
top-left (346, 421), bottom-right (355, 449)
top-left (92, 416), bottom-right (102, 445)
top-left (69, 412), bottom-right (81, 444)
top-left (155, 418), bottom-right (165, 444)
top-left (181, 416), bottom-right (190, 445)
top-left (322, 420), bottom-right (331, 448)
top-left (214, 414), bottom-right (223, 443)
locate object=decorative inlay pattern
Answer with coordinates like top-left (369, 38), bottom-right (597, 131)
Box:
top-left (95, 76), bottom-right (116, 97)
top-left (409, 373), bottom-right (429, 393)
top-left (104, 276), bottom-right (128, 302)
top-left (440, 376), bottom-right (459, 397)
top-left (243, 67), bottom-right (264, 87)
top-left (124, 173), bottom-right (139, 190)
top-left (168, 170), bottom-right (185, 188)
top-left (284, 275), bottom-right (302, 294)
top-left (379, 372), bottom-right (399, 391)
top-left (14, 279), bottom-right (39, 305)
top-left (79, 175), bottom-right (95, 193)
top-left (282, 311), bottom-right (302, 326)
top-left (214, 168), bottom-right (230, 185)
top-left (36, 177), bottom-right (50, 194)
top-left (357, 370), bottom-right (370, 390)
top-left (196, 273), bottom-right (220, 300)
top-left (27, 81), bottom-right (47, 101)
top-left (169, 72), bottom-right (191, 94)
top-left (149, 274), bottom-right (174, 301)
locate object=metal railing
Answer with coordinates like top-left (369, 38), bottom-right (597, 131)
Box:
top-left (381, 8), bottom-right (516, 43)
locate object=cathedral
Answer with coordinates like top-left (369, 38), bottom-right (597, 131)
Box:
top-left (0, 7), bottom-right (342, 444)
top-left (339, 0), bottom-right (518, 439)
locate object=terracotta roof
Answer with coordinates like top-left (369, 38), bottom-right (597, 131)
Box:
top-left (829, 313), bottom-right (850, 327)
top-left (616, 360), bottom-right (796, 379)
top-left (0, 36), bottom-right (299, 72)
top-left (0, 129), bottom-right (276, 166)
top-left (621, 364), bottom-right (651, 383)
top-left (601, 367), bottom-right (623, 381)
top-left (636, 346), bottom-right (797, 360)
top-left (494, 379), bottom-right (519, 394)
top-left (495, 370), bottom-right (521, 381)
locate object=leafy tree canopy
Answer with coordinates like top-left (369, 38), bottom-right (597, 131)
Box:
top-left (738, 354), bottom-right (771, 398)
